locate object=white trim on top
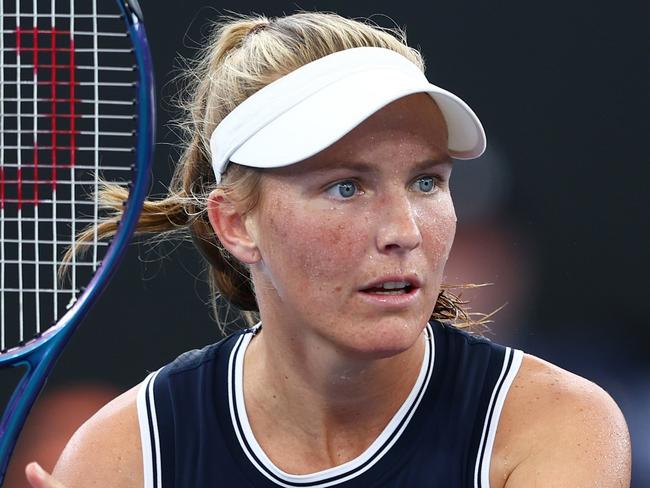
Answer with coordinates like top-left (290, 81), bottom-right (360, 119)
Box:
top-left (474, 348), bottom-right (524, 488)
top-left (228, 324), bottom-right (435, 487)
top-left (136, 370), bottom-right (163, 488)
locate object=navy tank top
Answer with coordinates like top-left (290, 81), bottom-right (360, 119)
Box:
top-left (137, 321), bottom-right (523, 487)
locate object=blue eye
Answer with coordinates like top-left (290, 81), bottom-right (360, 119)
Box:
top-left (327, 181), bottom-right (358, 199)
top-left (413, 176), bottom-right (436, 193)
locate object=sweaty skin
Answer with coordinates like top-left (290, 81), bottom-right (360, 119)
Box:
top-left (220, 94), bottom-right (455, 471)
top-left (27, 94), bottom-right (631, 487)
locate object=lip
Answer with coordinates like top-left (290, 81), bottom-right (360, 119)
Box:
top-left (356, 286), bottom-right (421, 308)
top-left (359, 274), bottom-right (423, 291)
top-left (357, 274), bottom-right (422, 309)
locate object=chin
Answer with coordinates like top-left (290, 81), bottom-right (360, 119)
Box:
top-left (334, 315), bottom-right (428, 360)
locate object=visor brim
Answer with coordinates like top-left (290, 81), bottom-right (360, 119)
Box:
top-left (229, 68), bottom-right (486, 169)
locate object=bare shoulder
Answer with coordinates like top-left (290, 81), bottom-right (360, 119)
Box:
top-left (52, 382), bottom-right (143, 488)
top-left (490, 353), bottom-right (631, 488)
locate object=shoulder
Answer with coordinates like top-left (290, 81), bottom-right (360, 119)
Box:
top-left (52, 383), bottom-right (143, 488)
top-left (48, 334), bottom-right (248, 487)
top-left (490, 353), bottom-right (631, 488)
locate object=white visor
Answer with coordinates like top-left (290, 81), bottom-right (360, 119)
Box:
top-left (210, 47), bottom-right (486, 184)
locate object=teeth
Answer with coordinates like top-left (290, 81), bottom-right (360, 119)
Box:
top-left (380, 281), bottom-right (409, 290)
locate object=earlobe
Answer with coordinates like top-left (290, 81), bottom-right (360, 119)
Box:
top-left (206, 189), bottom-right (261, 264)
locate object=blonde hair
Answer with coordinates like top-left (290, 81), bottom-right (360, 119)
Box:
top-left (77, 12), bottom-right (484, 332)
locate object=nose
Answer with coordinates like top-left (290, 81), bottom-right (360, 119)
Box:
top-left (375, 193), bottom-right (422, 253)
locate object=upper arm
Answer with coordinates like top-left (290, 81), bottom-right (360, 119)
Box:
top-left (51, 384), bottom-right (144, 488)
top-left (500, 355), bottom-right (631, 488)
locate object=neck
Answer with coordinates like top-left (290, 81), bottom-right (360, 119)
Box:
top-left (242, 316), bottom-right (427, 456)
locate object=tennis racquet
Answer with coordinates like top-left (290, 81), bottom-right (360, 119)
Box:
top-left (0, 0), bottom-right (155, 484)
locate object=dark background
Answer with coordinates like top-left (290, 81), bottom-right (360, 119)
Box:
top-left (4, 0), bottom-right (649, 485)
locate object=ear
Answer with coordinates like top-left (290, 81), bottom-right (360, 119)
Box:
top-left (206, 189), bottom-right (261, 265)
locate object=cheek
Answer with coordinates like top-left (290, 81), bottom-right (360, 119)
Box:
top-left (419, 196), bottom-right (457, 268)
top-left (261, 197), bottom-right (368, 285)
top-left (257, 189), bottom-right (456, 299)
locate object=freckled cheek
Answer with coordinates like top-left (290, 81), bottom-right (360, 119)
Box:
top-left (418, 197), bottom-right (457, 264)
top-left (265, 212), bottom-right (368, 285)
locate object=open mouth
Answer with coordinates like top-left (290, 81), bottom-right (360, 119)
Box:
top-left (361, 281), bottom-right (415, 295)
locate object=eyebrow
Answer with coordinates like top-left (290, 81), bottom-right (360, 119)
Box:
top-left (410, 157), bottom-right (453, 171)
top-left (311, 157), bottom-right (453, 175)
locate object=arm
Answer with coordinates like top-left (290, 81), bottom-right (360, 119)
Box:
top-left (499, 355), bottom-right (631, 488)
top-left (25, 384), bottom-right (144, 488)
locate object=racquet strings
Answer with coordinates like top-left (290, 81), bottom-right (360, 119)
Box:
top-left (0, 0), bottom-right (139, 353)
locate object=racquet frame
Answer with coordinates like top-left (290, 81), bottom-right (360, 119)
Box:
top-left (0, 0), bottom-right (155, 482)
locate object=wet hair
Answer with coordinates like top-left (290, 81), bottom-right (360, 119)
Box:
top-left (73, 12), bottom-right (485, 332)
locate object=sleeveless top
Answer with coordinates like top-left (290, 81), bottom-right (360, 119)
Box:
top-left (137, 321), bottom-right (523, 487)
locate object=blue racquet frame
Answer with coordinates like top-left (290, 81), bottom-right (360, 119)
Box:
top-left (0, 0), bottom-right (155, 483)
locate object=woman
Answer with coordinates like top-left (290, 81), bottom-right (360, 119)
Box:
top-left (26, 12), bottom-right (630, 488)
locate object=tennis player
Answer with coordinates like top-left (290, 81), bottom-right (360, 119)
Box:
top-left (25, 12), bottom-right (631, 488)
